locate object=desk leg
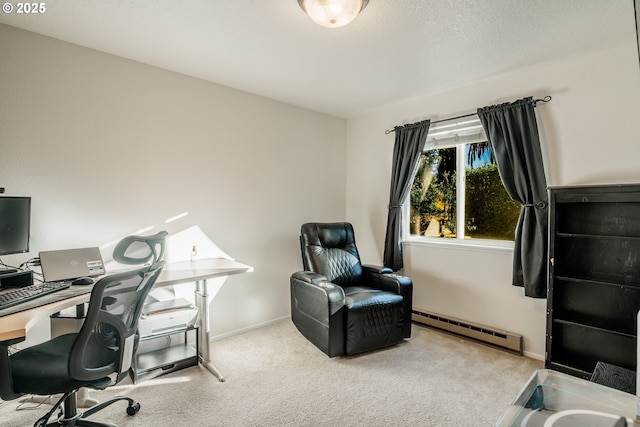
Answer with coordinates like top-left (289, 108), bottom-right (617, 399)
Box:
top-left (195, 279), bottom-right (225, 382)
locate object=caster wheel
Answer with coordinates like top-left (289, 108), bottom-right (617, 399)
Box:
top-left (126, 402), bottom-right (141, 416)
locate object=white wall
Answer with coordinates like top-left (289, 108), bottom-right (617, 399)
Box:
top-left (346, 43), bottom-right (640, 359)
top-left (4, 22), bottom-right (640, 360)
top-left (0, 24), bottom-right (347, 339)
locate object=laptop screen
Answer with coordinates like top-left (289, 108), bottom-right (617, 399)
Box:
top-left (39, 247), bottom-right (105, 282)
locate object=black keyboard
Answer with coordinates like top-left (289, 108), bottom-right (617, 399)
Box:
top-left (0, 281), bottom-right (72, 310)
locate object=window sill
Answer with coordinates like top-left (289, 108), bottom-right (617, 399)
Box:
top-left (403, 237), bottom-right (514, 254)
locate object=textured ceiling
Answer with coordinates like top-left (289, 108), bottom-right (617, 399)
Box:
top-left (0, 0), bottom-right (635, 118)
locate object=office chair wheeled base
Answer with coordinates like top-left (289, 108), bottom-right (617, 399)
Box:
top-left (35, 389), bottom-right (141, 427)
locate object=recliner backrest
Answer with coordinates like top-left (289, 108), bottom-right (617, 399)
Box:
top-left (300, 222), bottom-right (363, 287)
top-left (68, 231), bottom-right (167, 383)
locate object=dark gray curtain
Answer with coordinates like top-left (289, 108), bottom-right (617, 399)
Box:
top-left (477, 97), bottom-right (548, 298)
top-left (383, 120), bottom-right (430, 271)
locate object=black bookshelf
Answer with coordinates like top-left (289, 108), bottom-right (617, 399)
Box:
top-left (546, 184), bottom-right (640, 379)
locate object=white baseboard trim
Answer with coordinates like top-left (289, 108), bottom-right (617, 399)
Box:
top-left (209, 315), bottom-right (290, 342)
top-left (523, 350), bottom-right (544, 361)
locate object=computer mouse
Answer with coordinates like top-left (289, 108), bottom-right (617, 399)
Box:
top-left (72, 277), bottom-right (94, 286)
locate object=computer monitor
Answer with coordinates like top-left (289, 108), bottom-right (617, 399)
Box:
top-left (0, 196), bottom-right (31, 257)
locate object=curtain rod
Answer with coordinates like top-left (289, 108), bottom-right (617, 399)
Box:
top-left (384, 96), bottom-right (552, 135)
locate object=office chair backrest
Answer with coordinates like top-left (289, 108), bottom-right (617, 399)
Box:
top-left (300, 222), bottom-right (363, 287)
top-left (112, 231), bottom-right (166, 265)
top-left (68, 231), bottom-right (167, 383)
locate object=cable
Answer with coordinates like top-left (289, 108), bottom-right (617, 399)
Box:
top-left (16, 395), bottom-right (54, 411)
top-left (20, 257), bottom-right (44, 283)
top-left (0, 258), bottom-right (20, 272)
top-left (19, 257), bottom-right (40, 269)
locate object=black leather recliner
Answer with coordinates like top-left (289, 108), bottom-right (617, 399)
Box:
top-left (290, 222), bottom-right (412, 357)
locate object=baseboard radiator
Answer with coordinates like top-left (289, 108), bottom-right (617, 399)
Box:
top-left (412, 309), bottom-right (523, 355)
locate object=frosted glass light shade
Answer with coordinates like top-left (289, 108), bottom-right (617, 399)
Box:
top-left (298, 0), bottom-right (369, 28)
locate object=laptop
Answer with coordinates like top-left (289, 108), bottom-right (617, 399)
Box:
top-left (39, 247), bottom-right (106, 282)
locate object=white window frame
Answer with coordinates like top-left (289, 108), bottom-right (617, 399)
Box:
top-left (402, 116), bottom-right (515, 252)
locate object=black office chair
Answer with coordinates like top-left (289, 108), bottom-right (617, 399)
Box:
top-left (290, 222), bottom-right (412, 357)
top-left (0, 231), bottom-right (167, 427)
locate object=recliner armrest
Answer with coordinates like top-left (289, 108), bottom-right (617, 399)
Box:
top-left (362, 265), bottom-right (412, 296)
top-left (291, 270), bottom-right (328, 285)
top-left (290, 271), bottom-right (347, 357)
top-left (290, 271), bottom-right (345, 317)
top-left (360, 267), bottom-right (413, 340)
top-left (362, 264), bottom-right (394, 274)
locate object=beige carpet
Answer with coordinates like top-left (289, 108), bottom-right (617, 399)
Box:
top-left (0, 319), bottom-right (541, 426)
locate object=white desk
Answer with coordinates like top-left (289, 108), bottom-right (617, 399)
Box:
top-left (0, 257), bottom-right (253, 382)
top-left (0, 287), bottom-right (91, 342)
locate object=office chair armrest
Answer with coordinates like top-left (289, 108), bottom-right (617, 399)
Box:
top-left (0, 339), bottom-right (25, 401)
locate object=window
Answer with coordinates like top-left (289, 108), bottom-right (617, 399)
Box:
top-left (405, 116), bottom-right (520, 244)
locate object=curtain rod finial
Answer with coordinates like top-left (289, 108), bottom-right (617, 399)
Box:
top-left (533, 95), bottom-right (552, 105)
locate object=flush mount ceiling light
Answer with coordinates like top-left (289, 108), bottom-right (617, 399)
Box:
top-left (298, 0), bottom-right (369, 28)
